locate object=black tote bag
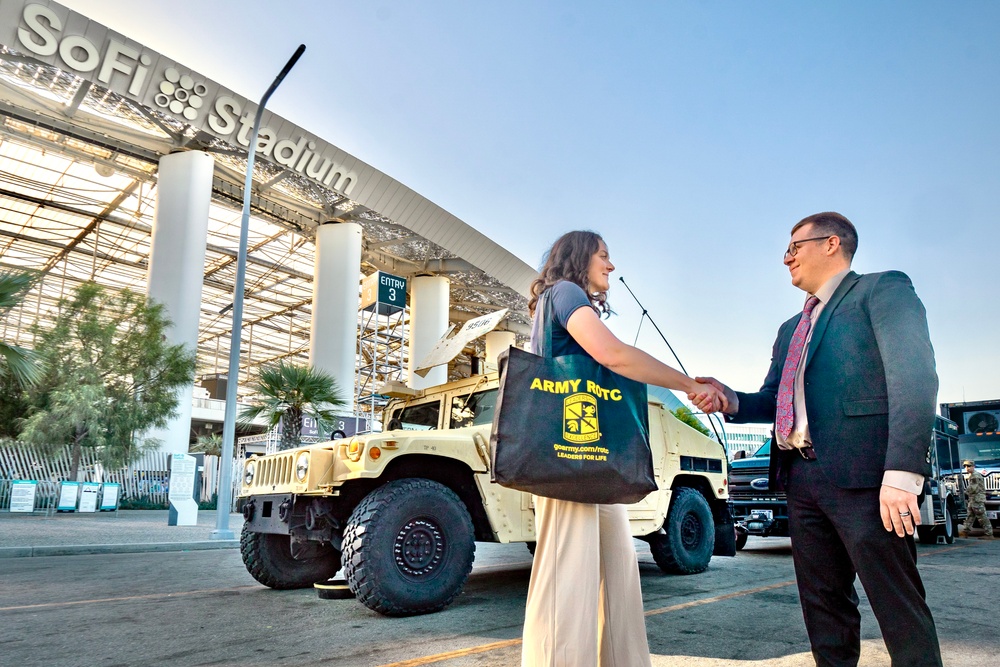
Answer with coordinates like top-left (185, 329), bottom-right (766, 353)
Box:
top-left (488, 293), bottom-right (657, 504)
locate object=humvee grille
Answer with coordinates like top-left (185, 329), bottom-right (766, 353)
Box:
top-left (250, 453), bottom-right (295, 489)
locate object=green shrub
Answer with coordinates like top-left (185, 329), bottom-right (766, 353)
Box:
top-left (198, 493), bottom-right (218, 510)
top-left (117, 496), bottom-right (168, 510)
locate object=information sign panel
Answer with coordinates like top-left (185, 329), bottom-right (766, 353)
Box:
top-left (10, 480), bottom-right (37, 512)
top-left (168, 453), bottom-right (198, 526)
top-left (57, 481), bottom-right (79, 511)
top-left (169, 454), bottom-right (196, 499)
top-left (100, 483), bottom-right (120, 511)
top-left (78, 482), bottom-right (100, 512)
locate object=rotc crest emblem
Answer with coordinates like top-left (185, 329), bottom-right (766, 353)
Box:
top-left (564, 393), bottom-right (600, 443)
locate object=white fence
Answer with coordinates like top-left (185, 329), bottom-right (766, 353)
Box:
top-left (0, 443), bottom-right (239, 510)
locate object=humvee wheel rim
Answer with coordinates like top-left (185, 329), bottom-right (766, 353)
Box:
top-left (681, 512), bottom-right (702, 549)
top-left (394, 518), bottom-right (444, 576)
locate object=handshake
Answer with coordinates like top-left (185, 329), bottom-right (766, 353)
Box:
top-left (686, 376), bottom-right (737, 416)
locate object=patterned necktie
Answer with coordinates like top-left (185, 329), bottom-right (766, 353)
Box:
top-left (775, 295), bottom-right (820, 439)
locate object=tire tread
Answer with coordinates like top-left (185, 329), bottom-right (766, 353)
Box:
top-left (649, 487), bottom-right (715, 575)
top-left (342, 478), bottom-right (475, 616)
top-left (240, 523), bottom-right (340, 589)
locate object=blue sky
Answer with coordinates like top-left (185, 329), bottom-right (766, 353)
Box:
top-left (62, 1), bottom-right (1000, 404)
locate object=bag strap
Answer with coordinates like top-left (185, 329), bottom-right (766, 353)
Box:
top-left (538, 289), bottom-right (554, 358)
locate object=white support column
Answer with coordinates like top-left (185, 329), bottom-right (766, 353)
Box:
top-left (484, 330), bottom-right (516, 372)
top-left (408, 275), bottom-right (450, 389)
top-left (309, 221), bottom-right (363, 402)
top-left (146, 150), bottom-right (214, 454)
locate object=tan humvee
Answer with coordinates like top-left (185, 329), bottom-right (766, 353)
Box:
top-left (237, 373), bottom-right (734, 616)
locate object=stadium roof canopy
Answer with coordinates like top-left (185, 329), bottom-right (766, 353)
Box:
top-left (0, 0), bottom-right (536, 397)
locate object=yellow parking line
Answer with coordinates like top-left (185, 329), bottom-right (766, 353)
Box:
top-left (376, 580), bottom-right (797, 666)
top-left (0, 586), bottom-right (259, 612)
top-left (378, 639), bottom-right (523, 667)
top-left (920, 542), bottom-right (975, 557)
top-left (643, 580), bottom-right (796, 617)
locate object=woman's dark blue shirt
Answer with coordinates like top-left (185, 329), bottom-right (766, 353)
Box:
top-left (530, 281), bottom-right (594, 358)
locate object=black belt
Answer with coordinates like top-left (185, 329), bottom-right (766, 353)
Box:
top-left (797, 446), bottom-right (817, 461)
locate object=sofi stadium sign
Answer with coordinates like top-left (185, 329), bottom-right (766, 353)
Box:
top-left (5, 1), bottom-right (358, 196)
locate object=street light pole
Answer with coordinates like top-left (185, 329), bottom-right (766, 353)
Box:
top-left (211, 44), bottom-right (306, 540)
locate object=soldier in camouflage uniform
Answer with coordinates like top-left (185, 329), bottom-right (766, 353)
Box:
top-left (962, 460), bottom-right (994, 538)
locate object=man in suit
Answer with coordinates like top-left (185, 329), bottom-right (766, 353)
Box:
top-left (693, 212), bottom-right (942, 666)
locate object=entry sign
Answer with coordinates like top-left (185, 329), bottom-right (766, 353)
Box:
top-left (168, 453), bottom-right (199, 526)
top-left (10, 480), bottom-right (37, 512)
top-left (360, 271), bottom-right (407, 314)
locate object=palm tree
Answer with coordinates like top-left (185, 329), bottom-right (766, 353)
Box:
top-left (238, 361), bottom-right (348, 451)
top-left (191, 433), bottom-right (223, 457)
top-left (0, 270), bottom-right (41, 387)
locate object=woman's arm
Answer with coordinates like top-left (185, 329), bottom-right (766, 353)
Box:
top-left (566, 305), bottom-right (725, 408)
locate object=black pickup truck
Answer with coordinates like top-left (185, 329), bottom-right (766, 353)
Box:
top-left (728, 439), bottom-right (784, 549)
top-left (728, 417), bottom-right (967, 549)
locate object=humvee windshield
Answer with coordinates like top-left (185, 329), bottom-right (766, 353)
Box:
top-left (393, 400), bottom-right (440, 430)
top-left (449, 389), bottom-right (498, 428)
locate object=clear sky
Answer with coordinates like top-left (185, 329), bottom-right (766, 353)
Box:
top-left (61, 0), bottom-right (1000, 405)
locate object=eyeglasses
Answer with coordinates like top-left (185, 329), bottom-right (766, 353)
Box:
top-left (784, 236), bottom-right (833, 258)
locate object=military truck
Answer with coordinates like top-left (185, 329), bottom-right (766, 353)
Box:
top-left (237, 372), bottom-right (734, 616)
top-left (915, 415), bottom-right (966, 544)
top-left (940, 399), bottom-right (1000, 529)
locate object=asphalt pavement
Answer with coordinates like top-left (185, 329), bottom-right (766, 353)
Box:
top-left (2, 510), bottom-right (999, 665)
top-left (0, 508), bottom-right (243, 557)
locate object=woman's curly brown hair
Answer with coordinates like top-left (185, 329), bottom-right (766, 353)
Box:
top-left (528, 230), bottom-right (611, 318)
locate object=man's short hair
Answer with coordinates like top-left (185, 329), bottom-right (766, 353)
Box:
top-left (792, 212), bottom-right (858, 261)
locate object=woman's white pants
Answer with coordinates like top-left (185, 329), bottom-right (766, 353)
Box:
top-left (521, 496), bottom-right (652, 667)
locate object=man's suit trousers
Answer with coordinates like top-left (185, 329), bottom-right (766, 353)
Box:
top-left (521, 496), bottom-right (652, 667)
top-left (787, 456), bottom-right (943, 667)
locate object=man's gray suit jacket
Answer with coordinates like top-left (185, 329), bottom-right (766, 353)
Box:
top-left (729, 270), bottom-right (938, 490)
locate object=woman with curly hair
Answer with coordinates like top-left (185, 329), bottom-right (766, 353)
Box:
top-left (521, 230), bottom-right (725, 667)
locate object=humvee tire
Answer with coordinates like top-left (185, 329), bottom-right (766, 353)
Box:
top-left (240, 523), bottom-right (342, 589)
top-left (342, 478), bottom-right (475, 616)
top-left (648, 487), bottom-right (715, 574)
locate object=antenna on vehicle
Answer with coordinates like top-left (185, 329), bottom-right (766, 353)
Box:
top-left (618, 276), bottom-right (726, 448)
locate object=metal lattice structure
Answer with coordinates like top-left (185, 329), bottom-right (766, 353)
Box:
top-left (0, 40), bottom-right (534, 420)
top-left (355, 302), bottom-right (407, 433)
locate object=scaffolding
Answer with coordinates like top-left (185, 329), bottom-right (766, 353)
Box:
top-left (236, 430), bottom-right (325, 457)
top-left (355, 288), bottom-right (407, 435)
